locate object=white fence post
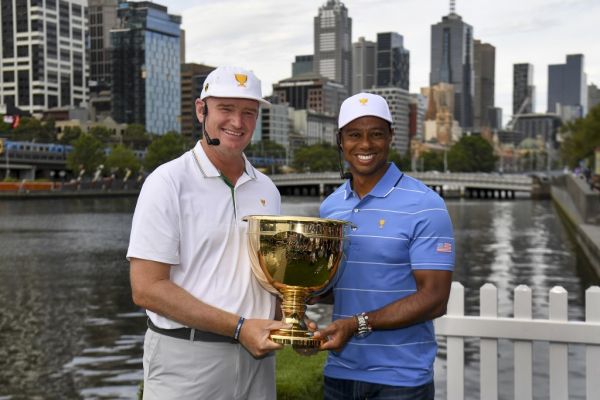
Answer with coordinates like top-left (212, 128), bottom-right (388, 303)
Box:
top-left (480, 283), bottom-right (498, 400)
top-left (549, 286), bottom-right (568, 400)
top-left (586, 286), bottom-right (600, 398)
top-left (514, 285), bottom-right (533, 400)
top-left (446, 281), bottom-right (465, 400)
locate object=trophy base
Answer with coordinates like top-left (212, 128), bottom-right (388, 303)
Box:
top-left (271, 330), bottom-right (323, 349)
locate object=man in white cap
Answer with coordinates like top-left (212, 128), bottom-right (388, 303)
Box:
top-left (127, 66), bottom-right (288, 399)
top-left (314, 92), bottom-right (455, 399)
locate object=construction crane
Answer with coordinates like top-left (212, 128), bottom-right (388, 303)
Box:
top-left (505, 97), bottom-right (530, 131)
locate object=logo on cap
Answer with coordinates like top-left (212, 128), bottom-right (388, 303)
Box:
top-left (359, 98), bottom-right (368, 105)
top-left (235, 74), bottom-right (248, 87)
top-left (204, 83), bottom-right (209, 92)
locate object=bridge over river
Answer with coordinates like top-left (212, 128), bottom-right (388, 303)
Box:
top-left (270, 171), bottom-right (545, 199)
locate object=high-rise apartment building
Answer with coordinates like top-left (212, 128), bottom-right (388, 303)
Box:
top-left (111, 1), bottom-right (181, 134)
top-left (352, 37), bottom-right (375, 94)
top-left (430, 7), bottom-right (474, 130)
top-left (0, 0), bottom-right (88, 115)
top-left (473, 39), bottom-right (495, 130)
top-left (313, 0), bottom-right (352, 94)
top-left (366, 87), bottom-right (410, 155)
top-left (409, 93), bottom-right (427, 141)
top-left (547, 54), bottom-right (587, 120)
top-left (88, 0), bottom-right (118, 93)
top-left (513, 63), bottom-right (535, 115)
top-left (376, 32), bottom-right (409, 91)
top-left (180, 63), bottom-right (214, 139)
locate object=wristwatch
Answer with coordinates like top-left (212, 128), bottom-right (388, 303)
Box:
top-left (354, 312), bottom-right (372, 338)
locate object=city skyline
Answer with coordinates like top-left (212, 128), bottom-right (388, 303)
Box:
top-left (161, 0), bottom-right (599, 123)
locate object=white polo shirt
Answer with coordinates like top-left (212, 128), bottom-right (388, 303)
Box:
top-left (127, 141), bottom-right (281, 329)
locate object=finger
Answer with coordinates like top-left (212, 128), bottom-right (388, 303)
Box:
top-left (306, 320), bottom-right (318, 331)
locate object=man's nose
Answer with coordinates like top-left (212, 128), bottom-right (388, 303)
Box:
top-left (230, 112), bottom-right (243, 128)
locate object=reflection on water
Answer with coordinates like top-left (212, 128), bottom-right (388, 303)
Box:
top-left (0, 196), bottom-right (596, 399)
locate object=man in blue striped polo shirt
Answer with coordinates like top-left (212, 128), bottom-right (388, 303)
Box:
top-left (314, 92), bottom-right (455, 399)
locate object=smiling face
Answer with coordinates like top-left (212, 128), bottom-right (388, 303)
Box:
top-left (339, 116), bottom-right (393, 184)
top-left (195, 96), bottom-right (259, 155)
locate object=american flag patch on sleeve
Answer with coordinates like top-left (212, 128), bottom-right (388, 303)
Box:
top-left (436, 242), bottom-right (453, 253)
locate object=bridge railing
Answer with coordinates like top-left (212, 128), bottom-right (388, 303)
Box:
top-left (434, 282), bottom-right (600, 400)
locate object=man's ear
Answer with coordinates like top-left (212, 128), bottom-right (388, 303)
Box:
top-left (195, 99), bottom-right (206, 123)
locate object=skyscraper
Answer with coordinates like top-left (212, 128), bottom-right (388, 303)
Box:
top-left (0, 0), bottom-right (88, 114)
top-left (352, 37), bottom-right (375, 94)
top-left (180, 63), bottom-right (214, 139)
top-left (430, 4), bottom-right (474, 130)
top-left (88, 0), bottom-right (118, 94)
top-left (513, 63), bottom-right (535, 115)
top-left (473, 39), bottom-right (495, 129)
top-left (376, 32), bottom-right (410, 90)
top-left (547, 54), bottom-right (588, 120)
top-left (111, 1), bottom-right (181, 134)
top-left (589, 83), bottom-right (600, 111)
top-left (313, 0), bottom-right (352, 94)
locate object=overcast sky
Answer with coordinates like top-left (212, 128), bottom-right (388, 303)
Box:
top-left (159, 0), bottom-right (599, 120)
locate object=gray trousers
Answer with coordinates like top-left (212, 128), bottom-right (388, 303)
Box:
top-left (142, 329), bottom-right (276, 400)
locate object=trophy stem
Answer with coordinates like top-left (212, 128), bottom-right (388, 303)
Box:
top-left (270, 286), bottom-right (322, 348)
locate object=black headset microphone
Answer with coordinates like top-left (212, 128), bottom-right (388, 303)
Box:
top-left (202, 104), bottom-right (220, 146)
top-left (336, 130), bottom-right (353, 180)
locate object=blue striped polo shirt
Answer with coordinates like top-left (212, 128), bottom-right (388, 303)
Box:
top-left (319, 163), bottom-right (455, 387)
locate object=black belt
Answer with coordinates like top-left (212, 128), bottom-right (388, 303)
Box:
top-left (147, 318), bottom-right (236, 343)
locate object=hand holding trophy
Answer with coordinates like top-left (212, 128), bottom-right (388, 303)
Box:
top-left (244, 215), bottom-right (350, 350)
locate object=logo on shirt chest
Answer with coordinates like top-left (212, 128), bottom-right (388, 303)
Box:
top-left (378, 219), bottom-right (385, 229)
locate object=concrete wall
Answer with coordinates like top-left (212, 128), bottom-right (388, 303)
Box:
top-left (562, 174), bottom-right (600, 224)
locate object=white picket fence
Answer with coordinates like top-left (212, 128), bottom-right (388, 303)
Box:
top-left (434, 282), bottom-right (600, 400)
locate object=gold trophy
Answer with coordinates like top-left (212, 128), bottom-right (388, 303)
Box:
top-left (244, 215), bottom-right (350, 349)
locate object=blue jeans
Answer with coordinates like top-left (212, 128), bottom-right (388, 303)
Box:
top-left (324, 376), bottom-right (435, 400)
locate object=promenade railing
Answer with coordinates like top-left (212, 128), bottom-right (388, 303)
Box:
top-left (434, 282), bottom-right (600, 400)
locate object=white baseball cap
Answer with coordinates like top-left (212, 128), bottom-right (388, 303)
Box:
top-left (338, 92), bottom-right (393, 129)
top-left (200, 66), bottom-right (271, 107)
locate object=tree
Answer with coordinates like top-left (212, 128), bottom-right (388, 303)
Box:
top-left (388, 149), bottom-right (411, 171)
top-left (10, 117), bottom-right (55, 142)
top-left (59, 126), bottom-right (83, 144)
top-left (246, 140), bottom-right (287, 162)
top-left (447, 135), bottom-right (497, 172)
top-left (105, 144), bottom-right (141, 178)
top-left (144, 131), bottom-right (189, 172)
top-left (123, 124), bottom-right (151, 149)
top-left (560, 104), bottom-right (600, 169)
top-left (89, 126), bottom-right (114, 144)
top-left (421, 151), bottom-right (444, 171)
top-left (292, 143), bottom-right (339, 172)
top-left (67, 134), bottom-right (106, 175)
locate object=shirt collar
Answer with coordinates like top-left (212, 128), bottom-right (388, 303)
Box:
top-left (343, 163), bottom-right (403, 200)
top-left (192, 141), bottom-right (257, 181)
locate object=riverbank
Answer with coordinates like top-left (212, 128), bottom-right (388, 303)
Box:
top-left (0, 188), bottom-right (140, 199)
top-left (551, 174), bottom-right (600, 279)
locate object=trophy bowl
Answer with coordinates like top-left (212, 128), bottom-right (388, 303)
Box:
top-left (244, 215), bottom-right (350, 349)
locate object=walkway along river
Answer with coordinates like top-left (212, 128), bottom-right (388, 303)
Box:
top-left (0, 196), bottom-right (597, 399)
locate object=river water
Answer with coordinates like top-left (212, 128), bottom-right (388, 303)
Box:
top-left (0, 196), bottom-right (597, 399)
